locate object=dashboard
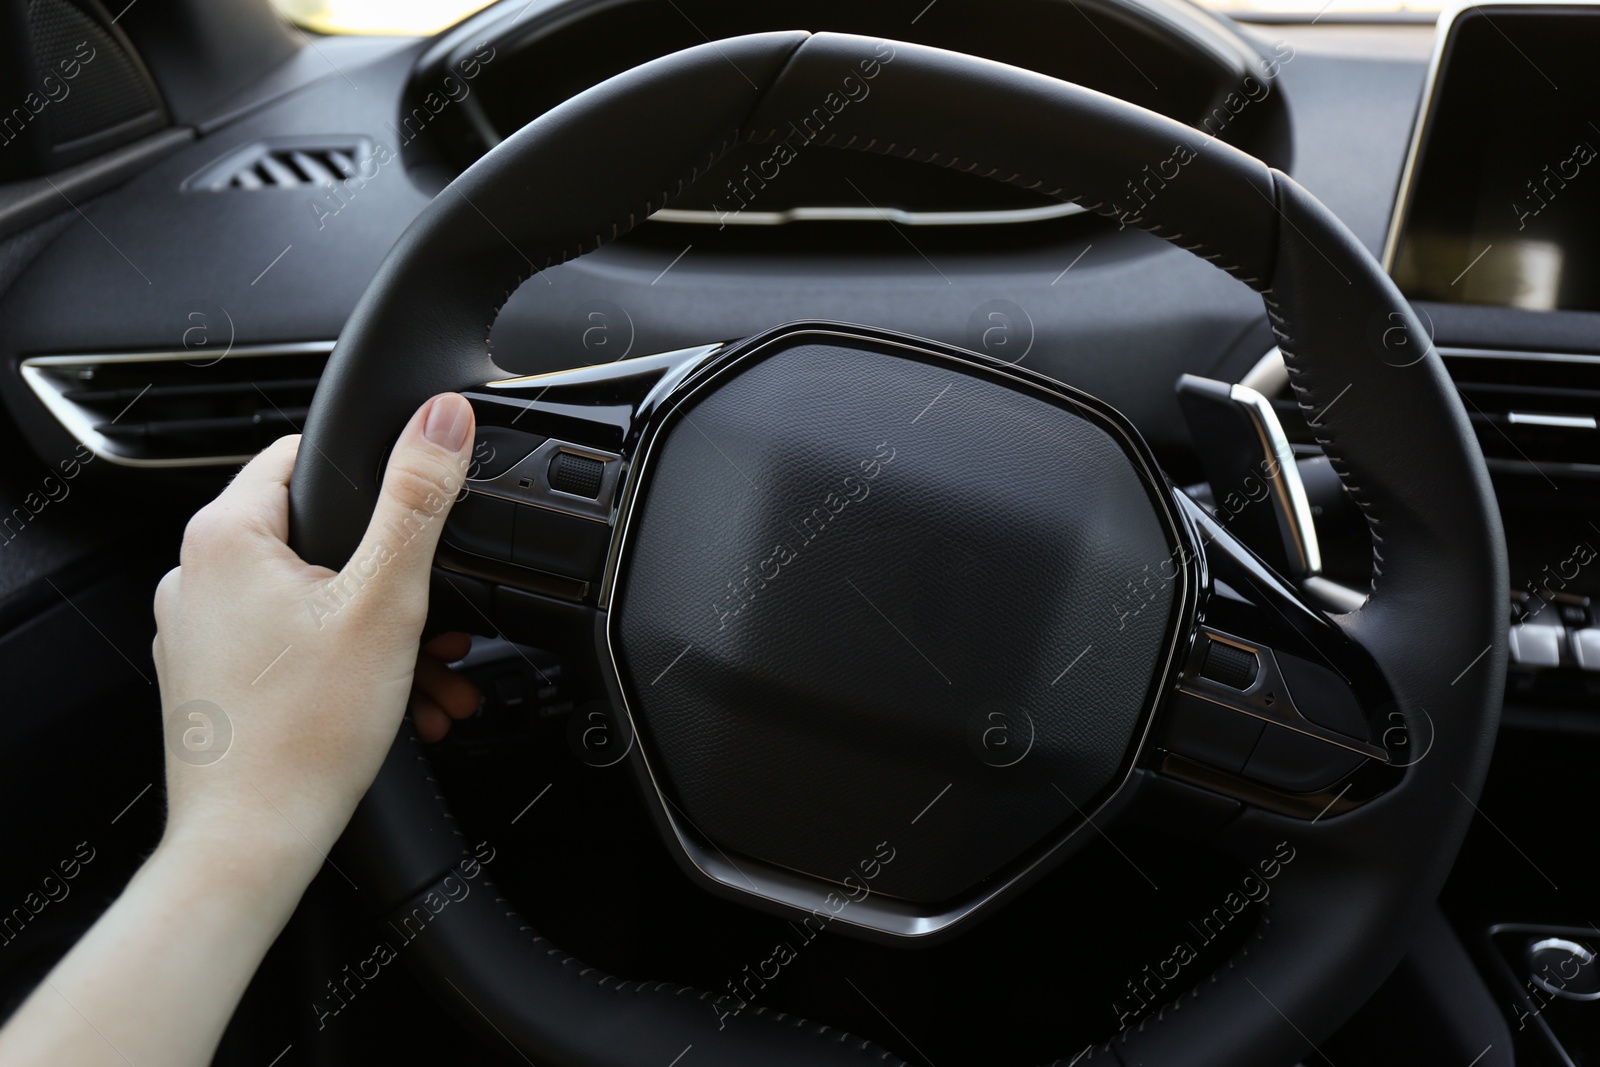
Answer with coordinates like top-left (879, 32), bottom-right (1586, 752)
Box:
top-left (0, 2), bottom-right (1594, 707)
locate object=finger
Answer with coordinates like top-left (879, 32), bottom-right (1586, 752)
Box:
top-left (213, 434), bottom-right (302, 542)
top-left (423, 631), bottom-right (472, 663)
top-left (341, 394), bottom-right (475, 611)
top-left (410, 691), bottom-right (453, 744)
top-left (413, 654), bottom-right (482, 718)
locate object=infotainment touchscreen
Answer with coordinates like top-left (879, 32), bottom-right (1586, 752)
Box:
top-left (1388, 6), bottom-right (1600, 311)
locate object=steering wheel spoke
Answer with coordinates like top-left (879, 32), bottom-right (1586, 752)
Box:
top-left (1140, 494), bottom-right (1401, 822)
top-left (427, 344), bottom-right (722, 607)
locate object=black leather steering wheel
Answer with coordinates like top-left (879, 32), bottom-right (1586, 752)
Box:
top-left (288, 31), bottom-right (1507, 1067)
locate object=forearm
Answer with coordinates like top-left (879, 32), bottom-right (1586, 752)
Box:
top-left (0, 830), bottom-right (320, 1067)
top-left (0, 404), bottom-right (475, 1064)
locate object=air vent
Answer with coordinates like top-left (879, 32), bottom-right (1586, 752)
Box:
top-left (1263, 345), bottom-right (1600, 476)
top-left (20, 343), bottom-right (333, 467)
top-left (183, 138), bottom-right (373, 192)
top-left (1443, 348), bottom-right (1600, 474)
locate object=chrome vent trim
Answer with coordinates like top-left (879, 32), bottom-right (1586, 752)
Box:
top-left (1254, 344), bottom-right (1600, 476)
top-left (20, 342), bottom-right (335, 469)
top-left (650, 201), bottom-right (1088, 227)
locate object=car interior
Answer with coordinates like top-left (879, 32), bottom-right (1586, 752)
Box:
top-left (1, 0), bottom-right (1597, 1063)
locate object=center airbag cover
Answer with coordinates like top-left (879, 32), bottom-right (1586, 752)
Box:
top-left (612, 329), bottom-right (1179, 904)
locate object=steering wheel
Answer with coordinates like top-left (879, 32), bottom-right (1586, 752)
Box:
top-left (288, 31), bottom-right (1506, 1067)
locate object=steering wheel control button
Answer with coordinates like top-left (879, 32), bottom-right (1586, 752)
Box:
top-left (548, 451), bottom-right (605, 498)
top-left (1199, 638), bottom-right (1259, 690)
top-left (467, 426), bottom-right (545, 481)
top-left (512, 505), bottom-right (610, 580)
top-left (1161, 692), bottom-right (1264, 774)
top-left (1275, 651), bottom-right (1369, 740)
top-left (1242, 724), bottom-right (1367, 793)
top-left (442, 492), bottom-right (515, 561)
top-left (467, 438), bottom-right (622, 523)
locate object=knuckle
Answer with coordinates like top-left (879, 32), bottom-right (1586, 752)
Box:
top-left (153, 566), bottom-right (181, 622)
top-left (382, 458), bottom-right (453, 522)
top-left (179, 506), bottom-right (230, 564)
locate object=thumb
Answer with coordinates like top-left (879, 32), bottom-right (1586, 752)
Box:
top-left (340, 393), bottom-right (475, 608)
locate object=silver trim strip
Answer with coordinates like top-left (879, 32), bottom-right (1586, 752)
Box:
top-left (1442, 345), bottom-right (1600, 365)
top-left (1507, 411), bottom-right (1597, 429)
top-left (1240, 345), bottom-right (1290, 396)
top-left (600, 328), bottom-right (1195, 940)
top-left (19, 342), bottom-right (335, 469)
top-left (650, 202), bottom-right (1088, 228)
top-left (1230, 382), bottom-right (1324, 578)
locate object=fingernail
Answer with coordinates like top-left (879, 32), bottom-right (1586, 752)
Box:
top-left (423, 394), bottom-right (472, 452)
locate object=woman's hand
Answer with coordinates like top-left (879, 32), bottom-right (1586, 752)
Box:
top-left (0, 393), bottom-right (484, 1067)
top-left (153, 392), bottom-right (479, 864)
top-left (411, 630), bottom-right (483, 742)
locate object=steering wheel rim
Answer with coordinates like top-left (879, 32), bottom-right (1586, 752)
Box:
top-left (289, 30), bottom-right (1506, 1067)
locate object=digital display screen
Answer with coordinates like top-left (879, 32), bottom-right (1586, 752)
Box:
top-left (1390, 7), bottom-right (1600, 311)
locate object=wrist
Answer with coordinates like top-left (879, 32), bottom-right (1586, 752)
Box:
top-left (153, 817), bottom-right (325, 914)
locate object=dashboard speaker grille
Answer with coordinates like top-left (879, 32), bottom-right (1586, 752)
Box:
top-left (30, 0), bottom-right (162, 145)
